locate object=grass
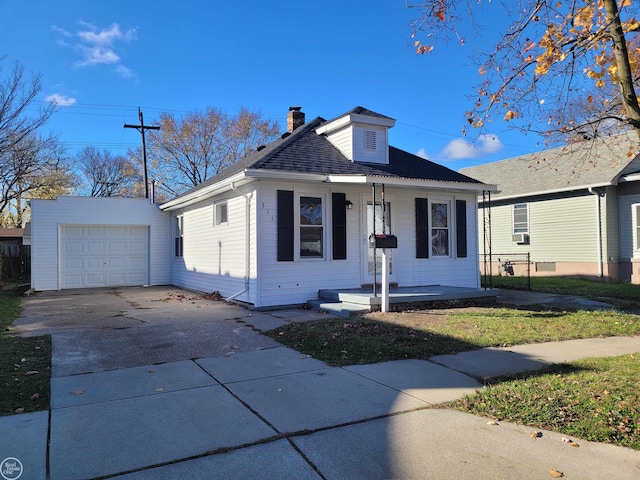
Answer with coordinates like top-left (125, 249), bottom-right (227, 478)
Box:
top-left (267, 308), bottom-right (640, 366)
top-left (447, 354), bottom-right (640, 450)
top-left (484, 275), bottom-right (640, 302)
top-left (0, 284), bottom-right (51, 416)
top-left (266, 278), bottom-right (640, 450)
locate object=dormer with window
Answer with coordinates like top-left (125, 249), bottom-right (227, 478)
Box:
top-left (316, 107), bottom-right (396, 165)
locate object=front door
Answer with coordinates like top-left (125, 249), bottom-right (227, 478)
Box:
top-left (362, 200), bottom-right (393, 284)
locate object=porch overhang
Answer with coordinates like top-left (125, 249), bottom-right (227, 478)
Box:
top-left (244, 169), bottom-right (496, 193)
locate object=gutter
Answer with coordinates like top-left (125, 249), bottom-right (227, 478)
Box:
top-left (225, 181), bottom-right (253, 302)
top-left (160, 172), bottom-right (248, 211)
top-left (588, 187), bottom-right (604, 277)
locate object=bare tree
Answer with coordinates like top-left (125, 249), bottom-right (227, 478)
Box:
top-left (0, 58), bottom-right (63, 224)
top-left (0, 59), bottom-right (55, 158)
top-left (0, 133), bottom-right (76, 227)
top-left (408, 0), bottom-right (640, 143)
top-left (77, 146), bottom-right (141, 197)
top-left (143, 106), bottom-right (280, 195)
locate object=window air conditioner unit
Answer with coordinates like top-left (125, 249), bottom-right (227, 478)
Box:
top-left (512, 233), bottom-right (529, 244)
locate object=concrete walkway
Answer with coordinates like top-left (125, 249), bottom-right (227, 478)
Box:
top-left (2, 336), bottom-right (640, 479)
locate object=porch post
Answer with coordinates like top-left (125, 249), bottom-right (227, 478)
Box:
top-left (381, 249), bottom-right (390, 312)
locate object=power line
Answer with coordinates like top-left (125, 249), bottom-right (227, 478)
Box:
top-left (124, 107), bottom-right (160, 199)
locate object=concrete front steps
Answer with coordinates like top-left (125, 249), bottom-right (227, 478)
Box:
top-left (307, 286), bottom-right (498, 318)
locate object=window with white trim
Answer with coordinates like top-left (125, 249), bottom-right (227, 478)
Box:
top-left (174, 216), bottom-right (183, 257)
top-left (513, 203), bottom-right (529, 234)
top-left (431, 201), bottom-right (450, 256)
top-left (214, 201), bottom-right (228, 226)
top-left (299, 195), bottom-right (324, 258)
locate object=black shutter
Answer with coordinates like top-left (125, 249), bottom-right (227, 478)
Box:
top-left (277, 190), bottom-right (294, 261)
top-left (456, 199), bottom-right (467, 258)
top-left (415, 198), bottom-right (429, 258)
top-left (332, 193), bottom-right (347, 260)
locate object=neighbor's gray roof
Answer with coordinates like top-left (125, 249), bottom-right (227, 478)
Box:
top-left (170, 111), bottom-right (483, 203)
top-left (460, 133), bottom-right (640, 200)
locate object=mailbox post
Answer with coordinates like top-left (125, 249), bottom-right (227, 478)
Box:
top-left (369, 234), bottom-right (398, 312)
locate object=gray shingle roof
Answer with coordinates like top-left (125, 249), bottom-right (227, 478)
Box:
top-left (460, 133), bottom-right (640, 199)
top-left (170, 113), bottom-right (483, 202)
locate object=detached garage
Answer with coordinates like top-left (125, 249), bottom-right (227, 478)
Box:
top-left (30, 197), bottom-right (171, 291)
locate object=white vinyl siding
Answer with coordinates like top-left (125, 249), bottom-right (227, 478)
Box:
top-left (30, 197), bottom-right (171, 291)
top-left (352, 125), bottom-right (388, 164)
top-left (256, 183), bottom-right (479, 308)
top-left (170, 191), bottom-right (256, 303)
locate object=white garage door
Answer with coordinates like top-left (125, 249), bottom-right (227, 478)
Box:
top-left (60, 225), bottom-right (149, 289)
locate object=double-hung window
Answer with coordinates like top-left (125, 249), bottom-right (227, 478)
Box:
top-left (431, 201), bottom-right (450, 256)
top-left (299, 196), bottom-right (323, 258)
top-left (513, 203), bottom-right (529, 234)
top-left (174, 216), bottom-right (184, 257)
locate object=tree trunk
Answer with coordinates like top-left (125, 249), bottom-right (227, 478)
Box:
top-left (604, 0), bottom-right (640, 139)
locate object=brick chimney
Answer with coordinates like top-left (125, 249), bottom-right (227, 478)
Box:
top-left (287, 106), bottom-right (305, 132)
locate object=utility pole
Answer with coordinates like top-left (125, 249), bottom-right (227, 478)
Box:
top-left (124, 107), bottom-right (160, 199)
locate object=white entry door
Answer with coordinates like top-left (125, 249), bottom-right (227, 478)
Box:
top-left (362, 200), bottom-right (394, 284)
top-left (60, 225), bottom-right (149, 289)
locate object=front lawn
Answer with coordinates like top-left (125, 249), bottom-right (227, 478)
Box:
top-left (448, 354), bottom-right (640, 450)
top-left (0, 287), bottom-right (51, 416)
top-left (267, 307), bottom-right (640, 366)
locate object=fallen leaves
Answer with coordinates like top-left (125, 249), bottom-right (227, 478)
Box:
top-left (549, 469), bottom-right (564, 478)
top-left (25, 370), bottom-right (38, 376)
top-left (530, 430), bottom-right (543, 438)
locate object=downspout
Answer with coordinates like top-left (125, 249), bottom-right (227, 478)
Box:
top-left (226, 182), bottom-right (253, 301)
top-left (588, 187), bottom-right (604, 278)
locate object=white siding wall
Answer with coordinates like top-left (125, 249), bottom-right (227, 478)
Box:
top-left (255, 182), bottom-right (480, 308)
top-left (353, 125), bottom-right (388, 164)
top-left (480, 194), bottom-right (599, 262)
top-left (30, 197), bottom-right (171, 291)
top-left (170, 188), bottom-right (257, 304)
top-left (325, 125), bottom-right (354, 160)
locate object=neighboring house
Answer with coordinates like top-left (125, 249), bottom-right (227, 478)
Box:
top-left (30, 106), bottom-right (493, 308)
top-left (460, 133), bottom-right (640, 283)
top-left (0, 228), bottom-right (24, 256)
top-left (0, 227), bottom-right (28, 279)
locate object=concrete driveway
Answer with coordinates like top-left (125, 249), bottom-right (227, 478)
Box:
top-left (13, 286), bottom-right (330, 376)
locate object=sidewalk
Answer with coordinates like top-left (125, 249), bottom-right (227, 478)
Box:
top-left (2, 336), bottom-right (640, 479)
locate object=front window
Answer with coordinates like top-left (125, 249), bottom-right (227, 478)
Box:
top-left (431, 202), bottom-right (449, 256)
top-left (300, 196), bottom-right (323, 257)
top-left (513, 203), bottom-right (529, 234)
top-left (174, 216), bottom-right (183, 257)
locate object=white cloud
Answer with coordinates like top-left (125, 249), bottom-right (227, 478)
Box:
top-left (45, 93), bottom-right (77, 106)
top-left (416, 148), bottom-right (429, 159)
top-left (53, 21), bottom-right (137, 78)
top-left (439, 134), bottom-right (504, 160)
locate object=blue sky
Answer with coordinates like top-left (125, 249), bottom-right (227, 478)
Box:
top-left (1, 0), bottom-right (546, 171)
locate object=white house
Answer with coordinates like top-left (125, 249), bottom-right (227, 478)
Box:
top-left (30, 106), bottom-right (494, 308)
top-left (460, 133), bottom-right (640, 283)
